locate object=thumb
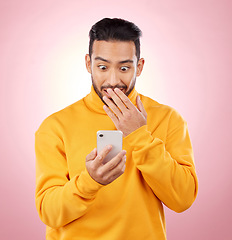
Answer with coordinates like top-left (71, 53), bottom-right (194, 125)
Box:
top-left (86, 148), bottom-right (97, 162)
top-left (136, 95), bottom-right (147, 117)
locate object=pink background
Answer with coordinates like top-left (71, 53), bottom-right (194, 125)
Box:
top-left (1, 0), bottom-right (231, 239)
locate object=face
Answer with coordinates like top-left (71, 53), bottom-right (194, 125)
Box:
top-left (85, 40), bottom-right (144, 102)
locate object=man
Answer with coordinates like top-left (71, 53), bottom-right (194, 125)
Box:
top-left (35, 18), bottom-right (198, 240)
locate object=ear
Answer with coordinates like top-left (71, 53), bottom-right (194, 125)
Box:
top-left (136, 58), bottom-right (145, 77)
top-left (85, 54), bottom-right (92, 74)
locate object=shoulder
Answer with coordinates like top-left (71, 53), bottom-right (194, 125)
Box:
top-left (139, 93), bottom-right (185, 124)
top-left (36, 98), bottom-right (85, 134)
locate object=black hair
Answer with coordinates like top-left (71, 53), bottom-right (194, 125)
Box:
top-left (89, 18), bottom-right (142, 60)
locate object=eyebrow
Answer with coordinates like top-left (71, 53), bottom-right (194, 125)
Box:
top-left (119, 59), bottom-right (134, 64)
top-left (94, 56), bottom-right (134, 64)
top-left (94, 56), bottom-right (110, 63)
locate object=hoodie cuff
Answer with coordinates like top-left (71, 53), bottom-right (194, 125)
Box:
top-left (123, 125), bottom-right (154, 150)
top-left (75, 169), bottom-right (104, 199)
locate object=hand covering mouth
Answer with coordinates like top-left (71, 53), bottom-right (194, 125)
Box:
top-left (102, 86), bottom-right (127, 92)
top-left (102, 87), bottom-right (126, 97)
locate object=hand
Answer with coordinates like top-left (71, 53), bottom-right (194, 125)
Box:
top-left (103, 88), bottom-right (147, 137)
top-left (85, 145), bottom-right (126, 185)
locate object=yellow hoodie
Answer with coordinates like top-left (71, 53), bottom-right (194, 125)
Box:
top-left (35, 87), bottom-right (198, 240)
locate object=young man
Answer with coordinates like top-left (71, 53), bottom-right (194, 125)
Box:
top-left (35, 18), bottom-right (198, 240)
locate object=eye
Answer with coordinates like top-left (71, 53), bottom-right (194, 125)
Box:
top-left (120, 66), bottom-right (130, 72)
top-left (98, 65), bottom-right (107, 71)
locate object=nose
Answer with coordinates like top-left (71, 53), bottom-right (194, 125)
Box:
top-left (107, 69), bottom-right (120, 86)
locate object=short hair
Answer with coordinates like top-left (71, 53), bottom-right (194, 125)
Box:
top-left (89, 18), bottom-right (142, 60)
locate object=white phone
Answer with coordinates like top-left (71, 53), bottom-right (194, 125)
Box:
top-left (97, 130), bottom-right (123, 164)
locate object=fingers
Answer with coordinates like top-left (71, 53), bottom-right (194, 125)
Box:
top-left (114, 88), bottom-right (134, 109)
top-left (102, 88), bottom-right (134, 121)
top-left (86, 147), bottom-right (126, 185)
top-left (95, 145), bottom-right (112, 166)
top-left (136, 95), bottom-right (147, 117)
top-left (105, 88), bottom-right (128, 112)
top-left (86, 148), bottom-right (97, 162)
top-left (103, 156), bottom-right (126, 183)
top-left (103, 105), bottom-right (119, 124)
top-left (103, 95), bottom-right (122, 118)
top-left (103, 150), bottom-right (126, 171)
top-left (100, 150), bottom-right (126, 184)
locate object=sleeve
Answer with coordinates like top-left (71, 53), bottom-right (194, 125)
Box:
top-left (35, 128), bottom-right (103, 228)
top-left (124, 109), bottom-right (198, 213)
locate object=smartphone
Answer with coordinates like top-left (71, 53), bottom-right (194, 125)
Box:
top-left (97, 130), bottom-right (123, 164)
